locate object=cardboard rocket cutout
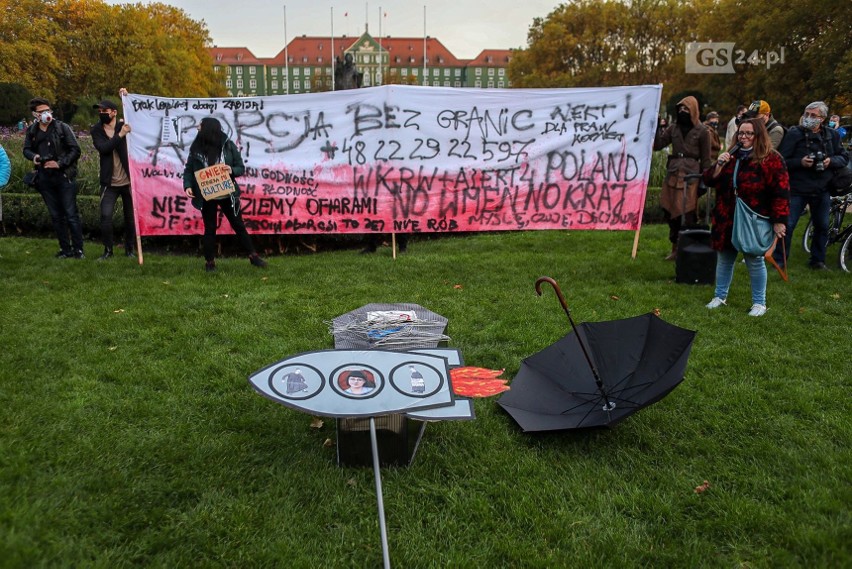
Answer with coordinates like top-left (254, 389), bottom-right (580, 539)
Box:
top-left (248, 348), bottom-right (470, 419)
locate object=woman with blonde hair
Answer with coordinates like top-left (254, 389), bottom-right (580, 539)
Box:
top-left (701, 118), bottom-right (790, 317)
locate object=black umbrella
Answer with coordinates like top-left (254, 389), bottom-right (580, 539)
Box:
top-left (498, 277), bottom-right (696, 432)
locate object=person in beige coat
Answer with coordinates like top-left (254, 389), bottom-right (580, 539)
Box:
top-left (653, 96), bottom-right (713, 259)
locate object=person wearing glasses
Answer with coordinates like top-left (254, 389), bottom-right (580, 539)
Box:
top-left (701, 118), bottom-right (789, 317)
top-left (90, 97), bottom-right (136, 260)
top-left (22, 98), bottom-right (83, 259)
top-left (774, 101), bottom-right (849, 270)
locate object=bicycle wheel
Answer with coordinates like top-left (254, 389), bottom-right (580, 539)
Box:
top-left (840, 229), bottom-right (852, 273)
top-left (802, 219), bottom-right (814, 254)
top-left (803, 209), bottom-right (840, 254)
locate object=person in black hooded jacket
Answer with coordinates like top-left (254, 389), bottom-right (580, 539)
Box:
top-left (90, 97), bottom-right (136, 260)
top-left (183, 117), bottom-right (267, 272)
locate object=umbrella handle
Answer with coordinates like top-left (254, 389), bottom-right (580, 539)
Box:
top-left (535, 277), bottom-right (613, 408)
top-left (535, 277), bottom-right (573, 323)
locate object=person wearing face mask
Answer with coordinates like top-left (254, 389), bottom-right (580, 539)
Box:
top-left (22, 97), bottom-right (84, 259)
top-left (827, 114), bottom-right (846, 140)
top-left (774, 101), bottom-right (849, 270)
top-left (654, 96), bottom-right (713, 260)
top-left (702, 118), bottom-right (789, 317)
top-left (90, 97), bottom-right (137, 261)
top-left (740, 100), bottom-right (786, 149)
top-left (704, 111), bottom-right (722, 161)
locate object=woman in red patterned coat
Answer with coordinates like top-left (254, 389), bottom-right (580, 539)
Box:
top-left (701, 118), bottom-right (789, 317)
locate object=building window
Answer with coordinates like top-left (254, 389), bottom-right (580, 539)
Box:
top-left (498, 68), bottom-right (505, 76)
top-left (294, 68), bottom-right (300, 75)
top-left (294, 80), bottom-right (300, 89)
top-left (475, 80), bottom-right (481, 88)
top-left (454, 81), bottom-right (460, 87)
top-left (271, 67), bottom-right (278, 76)
top-left (498, 81), bottom-right (504, 88)
top-left (487, 81), bottom-right (494, 88)
top-left (250, 79), bottom-right (256, 88)
top-left (236, 67), bottom-right (243, 75)
top-left (488, 68), bottom-right (494, 76)
top-left (304, 68), bottom-right (311, 76)
top-left (249, 67), bottom-right (256, 75)
top-left (214, 66), bottom-right (220, 73)
top-left (443, 81), bottom-right (450, 87)
top-left (443, 68), bottom-right (449, 76)
top-left (433, 80), bottom-right (439, 86)
top-left (412, 69), bottom-right (418, 76)
top-left (236, 79), bottom-right (243, 88)
top-left (402, 69), bottom-right (408, 76)
top-left (475, 68), bottom-right (481, 76)
top-left (225, 78), bottom-right (232, 88)
top-left (302, 56), bottom-right (307, 62)
top-left (455, 69), bottom-right (461, 77)
top-left (272, 80), bottom-right (278, 89)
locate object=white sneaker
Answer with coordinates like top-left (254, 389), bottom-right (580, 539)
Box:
top-left (705, 297), bottom-right (726, 309)
top-left (748, 304), bottom-right (767, 317)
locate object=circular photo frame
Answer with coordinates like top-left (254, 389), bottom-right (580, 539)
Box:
top-left (268, 364), bottom-right (324, 400)
top-left (331, 365), bottom-right (384, 400)
top-left (389, 362), bottom-right (443, 398)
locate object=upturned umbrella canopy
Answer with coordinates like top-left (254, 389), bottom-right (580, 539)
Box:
top-left (498, 277), bottom-right (696, 432)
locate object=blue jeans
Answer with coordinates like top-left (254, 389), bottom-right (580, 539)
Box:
top-left (714, 249), bottom-right (767, 306)
top-left (778, 192), bottom-right (831, 265)
top-left (36, 170), bottom-right (83, 253)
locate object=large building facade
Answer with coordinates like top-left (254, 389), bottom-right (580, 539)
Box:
top-left (211, 30), bottom-right (512, 97)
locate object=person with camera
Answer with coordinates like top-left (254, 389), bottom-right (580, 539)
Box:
top-left (22, 97), bottom-right (84, 259)
top-left (775, 101), bottom-right (849, 270)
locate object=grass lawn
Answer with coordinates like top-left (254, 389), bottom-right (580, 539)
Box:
top-left (0, 225), bottom-right (849, 568)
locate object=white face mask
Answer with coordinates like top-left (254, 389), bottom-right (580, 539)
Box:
top-left (38, 110), bottom-right (53, 124)
top-left (801, 115), bottom-right (822, 130)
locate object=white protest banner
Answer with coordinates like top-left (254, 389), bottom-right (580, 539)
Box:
top-left (121, 85), bottom-right (661, 236)
top-left (194, 164), bottom-right (236, 201)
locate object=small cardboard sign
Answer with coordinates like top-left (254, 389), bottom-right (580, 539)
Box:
top-left (194, 164), bottom-right (235, 201)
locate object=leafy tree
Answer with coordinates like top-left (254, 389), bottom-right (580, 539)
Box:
top-left (0, 0), bottom-right (225, 123)
top-left (0, 83), bottom-right (34, 126)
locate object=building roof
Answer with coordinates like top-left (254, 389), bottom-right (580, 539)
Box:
top-left (264, 36), bottom-right (356, 66)
top-left (210, 47), bottom-right (264, 65)
top-left (378, 37), bottom-right (463, 67)
top-left (209, 36), bottom-right (511, 68)
top-left (468, 49), bottom-right (514, 67)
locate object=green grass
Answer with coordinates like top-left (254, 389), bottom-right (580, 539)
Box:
top-left (0, 227), bottom-right (849, 568)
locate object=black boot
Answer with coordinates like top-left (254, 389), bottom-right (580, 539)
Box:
top-left (98, 248), bottom-right (114, 261)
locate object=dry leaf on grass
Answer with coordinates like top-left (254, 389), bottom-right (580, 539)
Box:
top-left (610, 295), bottom-right (620, 301)
top-left (322, 438), bottom-right (334, 448)
top-left (454, 284), bottom-right (463, 289)
top-left (309, 417), bottom-right (324, 429)
top-left (694, 480), bottom-right (711, 494)
top-left (830, 293), bottom-right (840, 299)
top-left (113, 309), bottom-right (125, 314)
top-left (653, 308), bottom-right (661, 316)
top-left (346, 478), bottom-right (357, 487)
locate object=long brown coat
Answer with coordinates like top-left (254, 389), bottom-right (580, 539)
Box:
top-left (654, 96), bottom-right (713, 217)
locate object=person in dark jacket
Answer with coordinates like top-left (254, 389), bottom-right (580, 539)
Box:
top-left (701, 118), bottom-right (789, 317)
top-left (775, 101), bottom-right (849, 270)
top-left (654, 95), bottom-right (713, 260)
top-left (183, 117), bottom-right (267, 271)
top-left (22, 97), bottom-right (84, 259)
top-left (90, 98), bottom-right (136, 260)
